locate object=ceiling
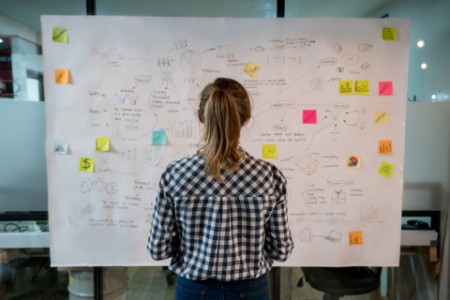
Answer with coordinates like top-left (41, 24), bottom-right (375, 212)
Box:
top-left (0, 0), bottom-right (391, 37)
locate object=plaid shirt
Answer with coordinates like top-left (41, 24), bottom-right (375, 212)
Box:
top-left (148, 149), bottom-right (293, 281)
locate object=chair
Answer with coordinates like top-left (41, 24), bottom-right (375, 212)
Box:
top-left (300, 267), bottom-right (381, 300)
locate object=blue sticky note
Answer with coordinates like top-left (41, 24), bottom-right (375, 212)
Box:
top-left (152, 130), bottom-right (167, 145)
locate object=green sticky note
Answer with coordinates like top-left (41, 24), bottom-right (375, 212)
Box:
top-left (262, 144), bottom-right (277, 159)
top-left (79, 157), bottom-right (94, 172)
top-left (52, 27), bottom-right (68, 43)
top-left (96, 137), bottom-right (110, 152)
top-left (152, 130), bottom-right (167, 145)
top-left (377, 161), bottom-right (394, 178)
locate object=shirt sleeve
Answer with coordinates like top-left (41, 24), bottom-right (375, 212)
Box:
top-left (264, 167), bottom-right (294, 262)
top-left (147, 168), bottom-right (180, 260)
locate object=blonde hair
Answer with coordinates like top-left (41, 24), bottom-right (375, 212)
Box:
top-left (198, 78), bottom-right (251, 180)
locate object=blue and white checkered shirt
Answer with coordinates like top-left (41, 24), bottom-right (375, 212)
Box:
top-left (148, 149), bottom-right (294, 281)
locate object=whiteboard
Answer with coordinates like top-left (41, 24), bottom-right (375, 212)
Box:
top-left (41, 16), bottom-right (410, 267)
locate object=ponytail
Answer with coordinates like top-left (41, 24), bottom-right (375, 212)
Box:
top-left (198, 78), bottom-right (251, 180)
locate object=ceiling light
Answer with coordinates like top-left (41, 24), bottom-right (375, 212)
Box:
top-left (420, 63), bottom-right (427, 70)
top-left (417, 40), bottom-right (425, 48)
top-left (0, 38), bottom-right (3, 43)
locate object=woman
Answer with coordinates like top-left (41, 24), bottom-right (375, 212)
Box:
top-left (148, 77), bottom-right (293, 299)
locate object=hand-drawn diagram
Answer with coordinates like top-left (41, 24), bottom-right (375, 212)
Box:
top-left (43, 16), bottom-right (409, 267)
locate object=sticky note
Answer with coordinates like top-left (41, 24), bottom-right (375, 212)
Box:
top-left (52, 27), bottom-right (68, 43)
top-left (262, 144), bottom-right (277, 159)
top-left (349, 231), bottom-right (363, 245)
top-left (303, 110), bottom-right (317, 124)
top-left (244, 61), bottom-right (260, 78)
top-left (378, 161), bottom-right (394, 178)
top-left (339, 80), bottom-right (353, 95)
top-left (374, 111), bottom-right (389, 125)
top-left (378, 140), bottom-right (392, 154)
top-left (54, 69), bottom-right (71, 84)
top-left (79, 157), bottom-right (94, 172)
top-left (152, 130), bottom-right (167, 145)
top-left (346, 155), bottom-right (361, 168)
top-left (379, 81), bottom-right (393, 96)
top-left (96, 137), bottom-right (110, 152)
top-left (54, 140), bottom-right (68, 154)
top-left (382, 27), bottom-right (397, 41)
top-left (355, 80), bottom-right (370, 95)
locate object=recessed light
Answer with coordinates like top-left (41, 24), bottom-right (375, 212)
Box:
top-left (417, 40), bottom-right (425, 48)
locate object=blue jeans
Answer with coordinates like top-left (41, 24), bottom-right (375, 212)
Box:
top-left (175, 274), bottom-right (270, 300)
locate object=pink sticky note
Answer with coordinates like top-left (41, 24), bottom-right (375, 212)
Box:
top-left (379, 81), bottom-right (393, 96)
top-left (303, 110), bottom-right (317, 124)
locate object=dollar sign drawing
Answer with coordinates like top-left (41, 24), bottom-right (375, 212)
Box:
top-left (82, 158), bottom-right (91, 170)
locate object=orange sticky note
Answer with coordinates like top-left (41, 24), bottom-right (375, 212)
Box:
top-left (378, 140), bottom-right (392, 154)
top-left (79, 157), bottom-right (94, 172)
top-left (349, 231), bottom-right (363, 245)
top-left (262, 144), bottom-right (277, 159)
top-left (339, 80), bottom-right (353, 95)
top-left (54, 69), bottom-right (71, 84)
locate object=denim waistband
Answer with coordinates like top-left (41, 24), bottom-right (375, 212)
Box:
top-left (177, 273), bottom-right (268, 289)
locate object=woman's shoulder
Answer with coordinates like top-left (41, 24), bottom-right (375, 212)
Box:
top-left (164, 153), bottom-right (204, 173)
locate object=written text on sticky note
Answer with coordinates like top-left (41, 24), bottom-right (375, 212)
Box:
top-left (79, 157), bottom-right (94, 172)
top-left (302, 110), bottom-right (317, 124)
top-left (374, 111), bottom-right (389, 125)
top-left (378, 161), bottom-right (394, 178)
top-left (52, 27), bottom-right (68, 43)
top-left (96, 137), bottom-right (110, 152)
top-left (379, 81), bottom-right (393, 96)
top-left (378, 140), bottom-right (392, 154)
top-left (54, 69), bottom-right (71, 84)
top-left (262, 144), bottom-right (277, 159)
top-left (349, 231), bottom-right (363, 245)
top-left (355, 80), bottom-right (370, 95)
top-left (339, 80), bottom-right (353, 95)
top-left (382, 27), bottom-right (397, 41)
top-left (54, 140), bottom-right (68, 154)
top-left (152, 130), bottom-right (167, 145)
top-left (244, 61), bottom-right (260, 78)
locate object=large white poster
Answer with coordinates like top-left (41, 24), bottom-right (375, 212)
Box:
top-left (42, 16), bottom-right (409, 266)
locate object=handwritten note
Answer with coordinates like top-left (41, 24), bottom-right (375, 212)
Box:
top-left (244, 61), bottom-right (260, 78)
top-left (262, 144), bottom-right (277, 159)
top-left (79, 157), bottom-right (94, 172)
top-left (378, 140), bottom-right (392, 154)
top-left (355, 80), bottom-right (370, 95)
top-left (346, 155), bottom-right (361, 168)
top-left (303, 110), bottom-right (317, 124)
top-left (378, 161), bottom-right (395, 178)
top-left (349, 231), bottom-right (363, 245)
top-left (54, 69), bottom-right (71, 84)
top-left (96, 137), bottom-right (110, 152)
top-left (382, 27), bottom-right (397, 41)
top-left (152, 130), bottom-right (167, 145)
top-left (52, 27), bottom-right (68, 43)
top-left (54, 140), bottom-right (68, 154)
top-left (339, 80), bottom-right (353, 95)
top-left (379, 81), bottom-right (393, 96)
top-left (374, 111), bottom-right (389, 125)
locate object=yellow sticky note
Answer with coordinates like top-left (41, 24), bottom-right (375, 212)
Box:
top-left (378, 161), bottom-right (394, 178)
top-left (96, 137), bottom-right (110, 152)
top-left (374, 111), bottom-right (389, 125)
top-left (79, 157), bottom-right (94, 172)
top-left (339, 80), bottom-right (353, 94)
top-left (262, 144), bottom-right (277, 159)
top-left (355, 80), bottom-right (370, 95)
top-left (349, 231), bottom-right (363, 245)
top-left (54, 69), bottom-right (71, 84)
top-left (52, 27), bottom-right (68, 43)
top-left (244, 61), bottom-right (260, 78)
top-left (382, 27), bottom-right (397, 41)
top-left (378, 140), bottom-right (392, 154)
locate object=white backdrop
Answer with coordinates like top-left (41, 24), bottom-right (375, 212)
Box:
top-left (42, 16), bottom-right (409, 266)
